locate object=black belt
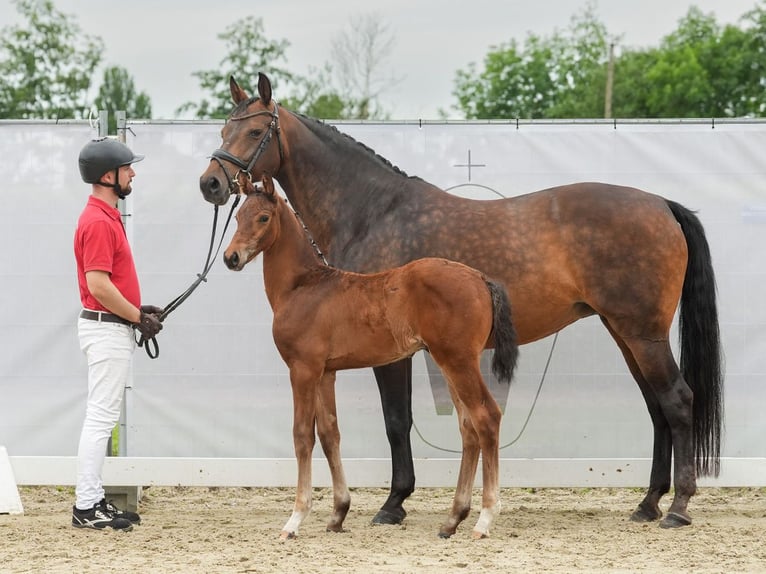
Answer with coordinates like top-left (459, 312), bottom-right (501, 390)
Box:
top-left (79, 309), bottom-right (133, 327)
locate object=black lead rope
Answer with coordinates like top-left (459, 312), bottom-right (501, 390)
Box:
top-left (138, 195), bottom-right (241, 359)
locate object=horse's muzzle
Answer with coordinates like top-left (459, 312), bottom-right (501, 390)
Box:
top-left (199, 173), bottom-right (231, 206)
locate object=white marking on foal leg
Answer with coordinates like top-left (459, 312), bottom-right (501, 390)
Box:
top-left (280, 509), bottom-right (310, 540)
top-left (472, 500), bottom-right (501, 539)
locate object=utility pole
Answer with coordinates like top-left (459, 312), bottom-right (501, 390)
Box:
top-left (605, 42), bottom-right (615, 119)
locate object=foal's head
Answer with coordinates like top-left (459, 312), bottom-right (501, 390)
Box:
top-left (223, 175), bottom-right (281, 271)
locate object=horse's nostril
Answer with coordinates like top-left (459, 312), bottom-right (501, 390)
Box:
top-left (226, 252), bottom-right (239, 269)
top-left (201, 175), bottom-right (221, 195)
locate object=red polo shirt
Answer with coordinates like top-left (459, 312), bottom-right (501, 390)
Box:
top-left (74, 196), bottom-right (141, 311)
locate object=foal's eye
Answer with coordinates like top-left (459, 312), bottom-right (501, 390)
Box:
top-left (259, 215), bottom-right (270, 223)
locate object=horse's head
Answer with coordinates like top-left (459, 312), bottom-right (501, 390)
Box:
top-left (223, 174), bottom-right (280, 271)
top-left (200, 73), bottom-right (283, 206)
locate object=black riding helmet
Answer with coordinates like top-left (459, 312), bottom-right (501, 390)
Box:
top-left (78, 137), bottom-right (144, 198)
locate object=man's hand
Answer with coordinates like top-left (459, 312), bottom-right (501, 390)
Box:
top-left (135, 311), bottom-right (163, 339)
top-left (140, 304), bottom-right (165, 316)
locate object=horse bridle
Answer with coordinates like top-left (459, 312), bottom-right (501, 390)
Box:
top-left (210, 101), bottom-right (284, 194)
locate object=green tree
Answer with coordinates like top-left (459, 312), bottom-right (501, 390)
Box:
top-left (452, 4), bottom-right (609, 119)
top-left (94, 66), bottom-right (152, 134)
top-left (176, 16), bottom-right (296, 119)
top-left (453, 3), bottom-right (766, 120)
top-left (279, 64), bottom-right (349, 119)
top-left (0, 0), bottom-right (103, 119)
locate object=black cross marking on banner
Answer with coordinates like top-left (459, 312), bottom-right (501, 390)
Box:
top-left (453, 149), bottom-right (486, 182)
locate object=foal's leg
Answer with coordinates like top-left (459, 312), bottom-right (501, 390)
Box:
top-left (602, 319), bottom-right (671, 523)
top-left (314, 371), bottom-right (351, 533)
top-left (281, 362), bottom-right (321, 540)
top-left (443, 363), bottom-right (502, 539)
top-left (371, 358), bottom-right (415, 525)
top-left (437, 395), bottom-right (480, 539)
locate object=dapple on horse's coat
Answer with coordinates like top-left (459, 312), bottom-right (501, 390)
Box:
top-left (223, 174), bottom-right (518, 539)
top-left (200, 73), bottom-right (723, 529)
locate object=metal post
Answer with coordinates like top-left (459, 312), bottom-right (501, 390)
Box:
top-left (604, 42), bottom-right (615, 119)
top-left (116, 111), bottom-right (129, 458)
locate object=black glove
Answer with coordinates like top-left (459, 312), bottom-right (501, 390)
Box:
top-left (134, 311), bottom-right (163, 339)
top-left (140, 304), bottom-right (165, 316)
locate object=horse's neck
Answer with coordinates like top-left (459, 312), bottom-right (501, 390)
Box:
top-left (261, 201), bottom-right (324, 309)
top-left (276, 114), bottom-right (419, 255)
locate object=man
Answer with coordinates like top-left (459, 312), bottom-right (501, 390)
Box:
top-left (72, 137), bottom-right (163, 531)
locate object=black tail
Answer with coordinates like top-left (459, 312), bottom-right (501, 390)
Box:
top-left (667, 200), bottom-right (724, 477)
top-left (486, 279), bottom-right (519, 384)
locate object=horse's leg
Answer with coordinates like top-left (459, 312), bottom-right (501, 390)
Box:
top-left (314, 370), bottom-right (351, 533)
top-left (620, 336), bottom-right (696, 527)
top-left (371, 358), bottom-right (414, 525)
top-left (442, 362), bottom-right (502, 539)
top-left (601, 318), bottom-right (671, 522)
top-left (281, 362), bottom-right (321, 540)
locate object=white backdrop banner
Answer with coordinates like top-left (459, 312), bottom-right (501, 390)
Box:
top-left (1, 119), bottom-right (764, 468)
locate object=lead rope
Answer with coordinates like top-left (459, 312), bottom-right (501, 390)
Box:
top-left (412, 331), bottom-right (558, 453)
top-left (137, 195), bottom-right (241, 358)
top-left (292, 207), bottom-right (330, 266)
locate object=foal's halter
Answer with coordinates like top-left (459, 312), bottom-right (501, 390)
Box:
top-left (210, 101), bottom-right (284, 194)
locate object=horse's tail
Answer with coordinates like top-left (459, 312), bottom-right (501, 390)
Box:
top-left (667, 199), bottom-right (724, 477)
top-left (486, 279), bottom-right (519, 384)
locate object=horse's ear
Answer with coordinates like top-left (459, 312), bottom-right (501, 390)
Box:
top-left (229, 75), bottom-right (249, 104)
top-left (257, 73), bottom-right (272, 106)
top-left (261, 173), bottom-right (275, 198)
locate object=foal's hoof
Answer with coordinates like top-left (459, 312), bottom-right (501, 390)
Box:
top-left (659, 512), bottom-right (691, 529)
top-left (372, 507), bottom-right (406, 525)
top-left (630, 505), bottom-right (662, 523)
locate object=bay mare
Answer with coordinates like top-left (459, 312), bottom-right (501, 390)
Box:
top-left (223, 174), bottom-right (519, 539)
top-left (200, 73), bottom-right (723, 529)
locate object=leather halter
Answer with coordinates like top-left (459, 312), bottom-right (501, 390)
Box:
top-left (210, 102), bottom-right (284, 194)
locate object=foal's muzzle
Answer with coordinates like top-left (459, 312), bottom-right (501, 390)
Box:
top-left (223, 250), bottom-right (241, 270)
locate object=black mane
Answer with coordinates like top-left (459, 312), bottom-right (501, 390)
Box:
top-left (293, 112), bottom-right (431, 183)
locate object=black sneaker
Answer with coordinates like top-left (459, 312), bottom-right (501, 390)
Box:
top-left (101, 498), bottom-right (141, 525)
top-left (72, 502), bottom-right (133, 531)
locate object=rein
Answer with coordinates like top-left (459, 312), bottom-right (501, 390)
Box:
top-left (141, 102), bottom-right (283, 358)
top-left (137, 195), bottom-right (241, 359)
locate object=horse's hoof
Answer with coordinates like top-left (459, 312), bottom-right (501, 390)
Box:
top-left (279, 530), bottom-right (297, 540)
top-left (326, 525), bottom-right (346, 534)
top-left (438, 531), bottom-right (452, 539)
top-left (371, 507), bottom-right (406, 525)
top-left (471, 530), bottom-right (489, 540)
top-left (630, 505), bottom-right (662, 523)
top-left (659, 512), bottom-right (691, 529)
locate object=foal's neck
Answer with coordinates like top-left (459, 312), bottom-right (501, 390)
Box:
top-left (261, 199), bottom-right (327, 309)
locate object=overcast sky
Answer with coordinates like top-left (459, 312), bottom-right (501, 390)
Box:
top-left (0, 0), bottom-right (759, 119)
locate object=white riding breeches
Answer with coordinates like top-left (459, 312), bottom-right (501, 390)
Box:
top-left (75, 318), bottom-right (135, 510)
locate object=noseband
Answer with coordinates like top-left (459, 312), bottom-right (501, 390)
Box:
top-left (210, 102), bottom-right (284, 194)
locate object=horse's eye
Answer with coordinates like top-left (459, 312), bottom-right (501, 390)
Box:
top-left (259, 215), bottom-right (270, 223)
top-left (249, 129), bottom-right (263, 138)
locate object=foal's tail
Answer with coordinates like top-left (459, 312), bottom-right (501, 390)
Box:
top-left (486, 279), bottom-right (519, 384)
top-left (667, 200), bottom-right (724, 477)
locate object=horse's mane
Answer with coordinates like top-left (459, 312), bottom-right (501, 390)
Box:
top-left (294, 113), bottom-right (413, 178)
